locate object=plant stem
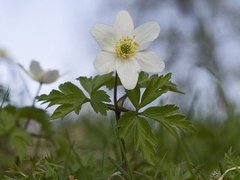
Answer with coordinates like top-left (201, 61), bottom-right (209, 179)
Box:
top-left (32, 82), bottom-right (43, 107)
top-left (24, 83), bottom-right (42, 129)
top-left (113, 73), bottom-right (128, 172)
top-left (114, 73), bottom-right (119, 115)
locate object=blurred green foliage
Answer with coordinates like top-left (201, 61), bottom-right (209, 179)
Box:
top-left (0, 104), bottom-right (240, 179)
top-left (0, 73), bottom-right (239, 180)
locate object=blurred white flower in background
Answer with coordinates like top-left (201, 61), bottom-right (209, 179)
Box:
top-left (91, 10), bottom-right (165, 90)
top-left (19, 60), bottom-right (60, 84)
top-left (0, 49), bottom-right (30, 105)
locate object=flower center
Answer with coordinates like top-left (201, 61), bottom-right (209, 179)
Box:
top-left (115, 36), bottom-right (138, 59)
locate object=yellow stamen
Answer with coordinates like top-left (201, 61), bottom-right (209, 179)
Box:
top-left (115, 36), bottom-right (138, 59)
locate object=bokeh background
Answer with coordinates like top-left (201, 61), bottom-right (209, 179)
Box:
top-left (1, 0), bottom-right (240, 118)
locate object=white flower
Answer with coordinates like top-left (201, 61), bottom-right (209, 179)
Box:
top-left (19, 60), bottom-right (59, 84)
top-left (91, 10), bottom-right (165, 90)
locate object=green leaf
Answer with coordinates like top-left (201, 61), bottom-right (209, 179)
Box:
top-left (77, 73), bottom-right (113, 94)
top-left (118, 112), bottom-right (136, 137)
top-left (0, 110), bottom-right (16, 134)
top-left (142, 105), bottom-right (195, 135)
top-left (90, 90), bottom-right (111, 115)
top-left (51, 104), bottom-right (74, 120)
top-left (138, 71), bottom-right (150, 87)
top-left (108, 157), bottom-right (131, 180)
top-left (140, 74), bottom-right (171, 108)
top-left (17, 107), bottom-right (50, 134)
top-left (118, 112), bottom-right (156, 164)
top-left (77, 76), bottom-right (93, 94)
top-left (135, 116), bottom-right (156, 164)
top-left (126, 85), bottom-right (140, 110)
top-left (92, 73), bottom-right (113, 91)
top-left (78, 74), bottom-right (112, 115)
top-left (10, 128), bottom-right (31, 157)
top-left (139, 73), bottom-right (182, 109)
top-left (37, 82), bottom-right (87, 119)
top-left (59, 82), bottom-right (82, 94)
top-left (37, 90), bottom-right (63, 108)
top-left (104, 75), bottom-right (117, 90)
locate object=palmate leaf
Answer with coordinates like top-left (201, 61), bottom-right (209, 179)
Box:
top-left (142, 105), bottom-right (195, 135)
top-left (38, 73), bottom-right (113, 118)
top-left (125, 85), bottom-right (141, 110)
top-left (78, 74), bottom-right (112, 115)
top-left (90, 90), bottom-right (111, 115)
top-left (125, 73), bottom-right (182, 111)
top-left (117, 106), bottom-right (194, 164)
top-left (138, 71), bottom-right (150, 87)
top-left (118, 112), bottom-right (156, 164)
top-left (77, 73), bottom-right (113, 94)
top-left (139, 73), bottom-right (181, 108)
top-left (37, 82), bottom-right (87, 119)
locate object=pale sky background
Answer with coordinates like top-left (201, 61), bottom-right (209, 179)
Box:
top-left (0, 0), bottom-right (133, 104)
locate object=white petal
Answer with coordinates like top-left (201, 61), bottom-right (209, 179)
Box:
top-left (40, 70), bottom-right (59, 84)
top-left (134, 22), bottom-right (160, 50)
top-left (116, 59), bottom-right (140, 90)
top-left (114, 10), bottom-right (134, 38)
top-left (29, 60), bottom-right (44, 78)
top-left (91, 24), bottom-right (116, 52)
top-left (94, 51), bottom-right (117, 73)
top-left (135, 51), bottom-right (165, 72)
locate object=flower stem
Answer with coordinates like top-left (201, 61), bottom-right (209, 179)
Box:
top-left (24, 83), bottom-right (42, 129)
top-left (32, 82), bottom-right (43, 107)
top-left (113, 73), bottom-right (128, 172)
